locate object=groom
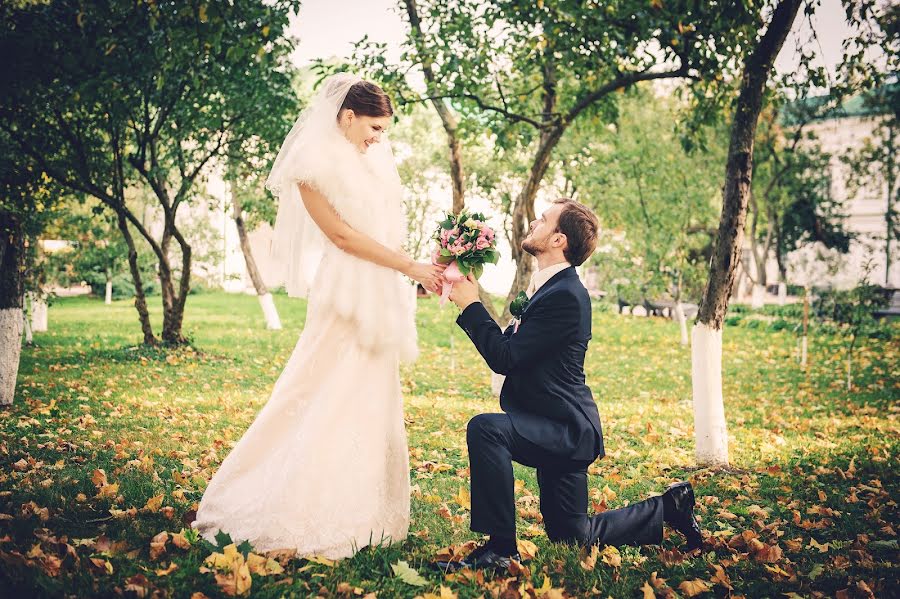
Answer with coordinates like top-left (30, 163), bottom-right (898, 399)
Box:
top-left (443, 198), bottom-right (702, 571)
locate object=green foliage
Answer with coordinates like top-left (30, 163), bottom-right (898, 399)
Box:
top-left (1, 0), bottom-right (301, 340)
top-left (746, 97), bottom-right (853, 286)
top-left (569, 88), bottom-right (724, 303)
top-left (724, 283), bottom-right (895, 341)
top-left (761, 303), bottom-right (805, 319)
top-left (2, 0), bottom-right (299, 202)
top-left (358, 0), bottom-right (759, 139)
top-left (41, 200), bottom-right (134, 298)
top-left (389, 105), bottom-right (455, 260)
top-left (814, 284), bottom-right (892, 340)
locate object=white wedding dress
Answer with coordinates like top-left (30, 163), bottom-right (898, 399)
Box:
top-left (192, 74), bottom-right (418, 559)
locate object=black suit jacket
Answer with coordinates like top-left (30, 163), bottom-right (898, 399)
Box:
top-left (456, 267), bottom-right (604, 461)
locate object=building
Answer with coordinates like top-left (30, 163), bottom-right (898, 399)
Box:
top-left (733, 87), bottom-right (898, 301)
top-left (785, 87), bottom-right (897, 290)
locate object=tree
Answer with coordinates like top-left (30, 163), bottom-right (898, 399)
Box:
top-left (401, 0), bottom-right (467, 216)
top-left (0, 128), bottom-right (59, 405)
top-left (817, 261), bottom-right (890, 391)
top-left (352, 0), bottom-right (762, 321)
top-left (692, 0), bottom-right (803, 466)
top-left (560, 87), bottom-right (724, 342)
top-left (1, 0), bottom-right (300, 345)
top-left (389, 105), bottom-right (452, 262)
top-left (0, 209), bottom-right (26, 407)
top-left (691, 0), bottom-right (897, 466)
top-left (42, 199), bottom-right (136, 304)
top-left (743, 100), bottom-right (852, 299)
top-left (225, 156), bottom-right (283, 331)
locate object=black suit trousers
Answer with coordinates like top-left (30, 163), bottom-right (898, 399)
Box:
top-left (466, 413), bottom-right (663, 547)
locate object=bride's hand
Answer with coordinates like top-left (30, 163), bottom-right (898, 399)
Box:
top-left (406, 262), bottom-right (446, 294)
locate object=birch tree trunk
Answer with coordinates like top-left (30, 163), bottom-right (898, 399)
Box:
top-left (30, 292), bottom-right (47, 332)
top-left (0, 211), bottom-right (25, 406)
top-left (232, 195), bottom-right (281, 330)
top-left (23, 301), bottom-right (33, 345)
top-left (692, 0), bottom-right (802, 467)
top-left (800, 285), bottom-right (809, 367)
top-left (105, 267), bottom-right (113, 305)
top-left (675, 301), bottom-right (689, 346)
top-left (403, 0), bottom-right (500, 323)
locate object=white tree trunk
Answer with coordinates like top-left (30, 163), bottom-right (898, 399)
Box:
top-left (691, 322), bottom-right (729, 466)
top-left (777, 282), bottom-right (787, 305)
top-left (846, 351), bottom-right (852, 391)
top-left (257, 293), bottom-right (282, 330)
top-left (751, 284), bottom-right (765, 309)
top-left (0, 308), bottom-right (23, 405)
top-left (800, 335), bottom-right (807, 367)
top-left (23, 308), bottom-right (33, 345)
top-left (105, 280), bottom-right (113, 305)
top-left (675, 301), bottom-right (689, 346)
top-left (30, 293), bottom-right (48, 332)
top-left (491, 372), bottom-right (505, 396)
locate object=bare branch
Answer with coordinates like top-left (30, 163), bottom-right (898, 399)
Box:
top-left (563, 66), bottom-right (691, 126)
top-left (417, 92), bottom-right (543, 128)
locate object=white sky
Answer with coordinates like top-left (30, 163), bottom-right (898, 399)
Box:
top-left (289, 0), bottom-right (858, 75)
top-left (286, 0), bottom-right (866, 293)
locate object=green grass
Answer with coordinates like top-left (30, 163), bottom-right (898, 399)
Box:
top-left (1, 291), bottom-right (897, 598)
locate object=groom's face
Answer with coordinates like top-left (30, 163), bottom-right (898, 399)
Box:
top-left (522, 204), bottom-right (565, 256)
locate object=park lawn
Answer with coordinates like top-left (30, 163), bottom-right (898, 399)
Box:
top-left (1, 291), bottom-right (897, 598)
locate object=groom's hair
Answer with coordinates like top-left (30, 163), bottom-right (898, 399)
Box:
top-left (553, 198), bottom-right (599, 266)
top-left (341, 81), bottom-right (394, 118)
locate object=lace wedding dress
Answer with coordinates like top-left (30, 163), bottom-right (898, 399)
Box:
top-left (191, 74), bottom-right (418, 559)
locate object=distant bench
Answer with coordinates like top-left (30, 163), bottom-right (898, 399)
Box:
top-left (873, 288), bottom-right (900, 320)
top-left (617, 297), bottom-right (698, 320)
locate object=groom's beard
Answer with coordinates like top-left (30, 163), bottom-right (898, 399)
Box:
top-left (522, 235), bottom-right (547, 258)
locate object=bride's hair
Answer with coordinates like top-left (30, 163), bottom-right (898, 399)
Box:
top-left (339, 81), bottom-right (393, 118)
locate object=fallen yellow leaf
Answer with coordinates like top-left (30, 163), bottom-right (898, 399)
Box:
top-left (143, 494), bottom-right (164, 513)
top-left (678, 578), bottom-right (711, 597)
top-left (516, 538), bottom-right (538, 561)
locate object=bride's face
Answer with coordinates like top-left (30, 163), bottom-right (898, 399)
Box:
top-left (338, 109), bottom-right (391, 153)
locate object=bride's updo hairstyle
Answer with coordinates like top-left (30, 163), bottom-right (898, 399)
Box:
top-left (339, 81), bottom-right (394, 118)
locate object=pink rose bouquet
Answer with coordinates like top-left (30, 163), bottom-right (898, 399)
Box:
top-left (431, 210), bottom-right (500, 305)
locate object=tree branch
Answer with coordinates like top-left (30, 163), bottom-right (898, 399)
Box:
top-left (416, 92), bottom-right (544, 129)
top-left (563, 66), bottom-right (691, 126)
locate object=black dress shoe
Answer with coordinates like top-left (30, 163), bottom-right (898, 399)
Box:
top-left (434, 542), bottom-right (522, 572)
top-left (663, 481), bottom-right (703, 552)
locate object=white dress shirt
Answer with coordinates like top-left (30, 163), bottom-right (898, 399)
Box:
top-left (525, 261), bottom-right (572, 299)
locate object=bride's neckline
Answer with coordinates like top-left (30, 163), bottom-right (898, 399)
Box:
top-left (329, 125), bottom-right (385, 180)
top-left (332, 125), bottom-right (367, 155)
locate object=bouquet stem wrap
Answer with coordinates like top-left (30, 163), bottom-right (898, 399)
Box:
top-left (432, 250), bottom-right (465, 306)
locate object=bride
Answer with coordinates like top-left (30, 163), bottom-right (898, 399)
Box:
top-left (191, 73), bottom-right (445, 559)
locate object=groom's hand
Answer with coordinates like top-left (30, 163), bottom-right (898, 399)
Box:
top-left (449, 274), bottom-right (480, 311)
